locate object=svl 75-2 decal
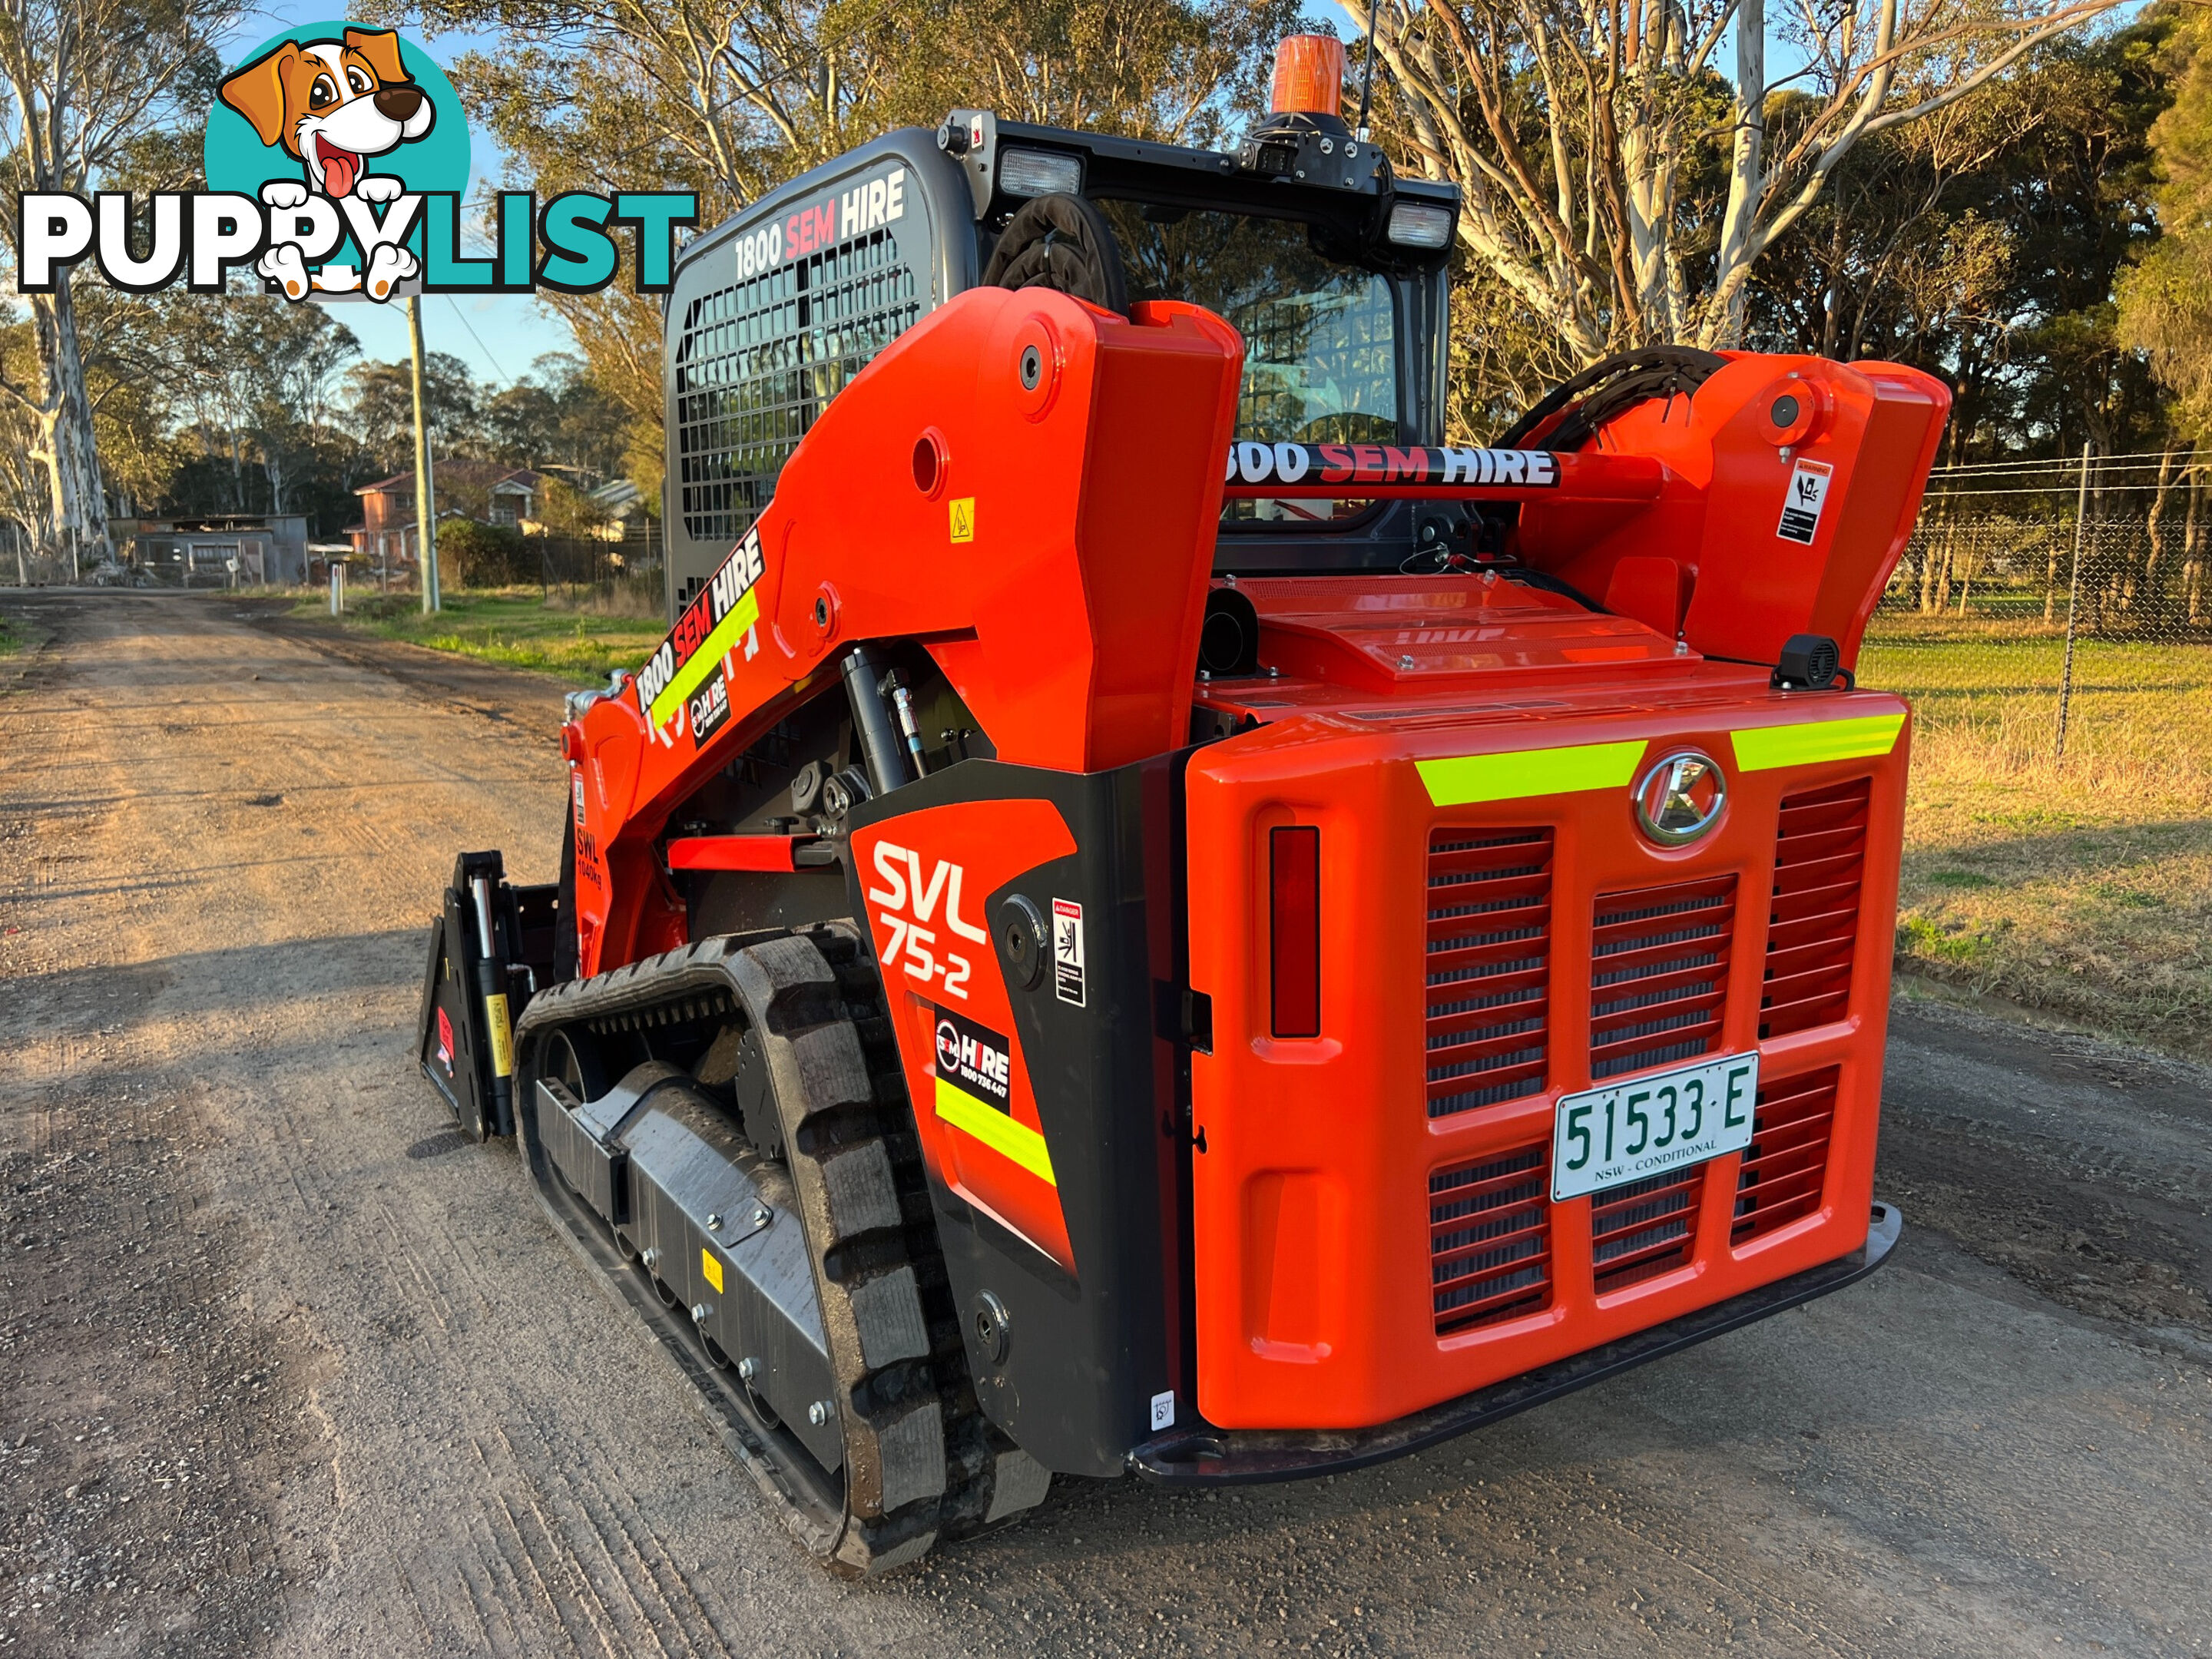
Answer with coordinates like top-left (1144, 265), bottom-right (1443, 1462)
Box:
top-left (866, 841), bottom-right (989, 999)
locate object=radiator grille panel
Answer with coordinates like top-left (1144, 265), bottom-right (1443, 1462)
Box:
top-left (1589, 876), bottom-right (1736, 1080)
top-left (1426, 829), bottom-right (1552, 1118)
top-left (1760, 780), bottom-right (1871, 1038)
top-left (1431, 1141), bottom-right (1553, 1333)
top-left (1590, 1165), bottom-right (1703, 1292)
top-left (1733, 1068), bottom-right (1837, 1243)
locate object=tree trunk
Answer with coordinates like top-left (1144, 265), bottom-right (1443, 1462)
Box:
top-left (27, 276), bottom-right (114, 565)
top-left (2139, 449), bottom-right (2177, 614)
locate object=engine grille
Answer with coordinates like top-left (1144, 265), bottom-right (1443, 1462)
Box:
top-left (1588, 876), bottom-right (1737, 1081)
top-left (1430, 1141), bottom-right (1553, 1333)
top-left (1590, 1165), bottom-right (1704, 1292)
top-left (1426, 828), bottom-right (1553, 1118)
top-left (1760, 780), bottom-right (1871, 1038)
top-left (1733, 1067), bottom-right (1838, 1243)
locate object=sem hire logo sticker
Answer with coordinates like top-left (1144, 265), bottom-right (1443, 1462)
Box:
top-left (14, 21), bottom-right (694, 306)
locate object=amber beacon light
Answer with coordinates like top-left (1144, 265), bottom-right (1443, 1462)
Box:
top-left (1270, 35), bottom-right (1346, 118)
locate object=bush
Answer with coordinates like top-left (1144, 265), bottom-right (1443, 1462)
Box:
top-left (436, 519), bottom-right (533, 587)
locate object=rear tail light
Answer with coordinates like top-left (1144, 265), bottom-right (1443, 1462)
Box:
top-left (1270, 35), bottom-right (1345, 117)
top-left (1270, 826), bottom-right (1321, 1038)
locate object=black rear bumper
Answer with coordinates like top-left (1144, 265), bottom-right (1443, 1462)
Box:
top-left (1129, 1201), bottom-right (1902, 1486)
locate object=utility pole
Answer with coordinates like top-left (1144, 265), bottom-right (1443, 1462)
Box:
top-left (408, 294), bottom-right (440, 613)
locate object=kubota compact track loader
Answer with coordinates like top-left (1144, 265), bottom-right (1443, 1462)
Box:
top-left (418, 35), bottom-right (1945, 1575)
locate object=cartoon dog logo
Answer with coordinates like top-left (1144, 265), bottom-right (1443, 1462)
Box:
top-left (218, 27), bottom-right (433, 299)
top-left (219, 28), bottom-right (433, 200)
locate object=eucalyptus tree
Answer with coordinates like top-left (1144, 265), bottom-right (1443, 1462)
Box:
top-left (1354, 0), bottom-right (2127, 360)
top-left (0, 0), bottom-right (239, 564)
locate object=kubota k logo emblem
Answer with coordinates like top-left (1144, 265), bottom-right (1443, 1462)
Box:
top-left (1634, 751), bottom-right (1726, 846)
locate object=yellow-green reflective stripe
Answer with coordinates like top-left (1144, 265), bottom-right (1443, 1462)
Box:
top-left (935, 1078), bottom-right (1057, 1185)
top-left (647, 588), bottom-right (761, 729)
top-left (1417, 740), bottom-right (1647, 806)
top-left (1730, 713), bottom-right (1904, 772)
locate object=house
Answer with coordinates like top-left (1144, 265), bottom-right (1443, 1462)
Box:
top-left (347, 461), bottom-right (541, 568)
top-left (124, 513), bottom-right (310, 585)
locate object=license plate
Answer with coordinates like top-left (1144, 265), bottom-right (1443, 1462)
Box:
top-left (1551, 1051), bottom-right (1761, 1202)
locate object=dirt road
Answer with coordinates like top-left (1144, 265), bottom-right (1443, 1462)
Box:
top-left (3, 591), bottom-right (2208, 1658)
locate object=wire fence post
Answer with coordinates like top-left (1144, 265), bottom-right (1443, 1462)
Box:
top-left (2055, 440), bottom-right (2091, 760)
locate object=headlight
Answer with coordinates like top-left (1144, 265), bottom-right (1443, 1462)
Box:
top-left (998, 149), bottom-right (1084, 199)
top-left (1387, 201), bottom-right (1453, 248)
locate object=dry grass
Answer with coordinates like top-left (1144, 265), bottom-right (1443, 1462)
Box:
top-left (1863, 623), bottom-right (2212, 1060)
top-left (543, 581), bottom-right (663, 620)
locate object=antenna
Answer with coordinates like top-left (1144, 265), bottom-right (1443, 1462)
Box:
top-left (1355, 2), bottom-right (1380, 141)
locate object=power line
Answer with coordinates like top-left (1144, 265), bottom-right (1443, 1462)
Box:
top-left (442, 293), bottom-right (513, 385)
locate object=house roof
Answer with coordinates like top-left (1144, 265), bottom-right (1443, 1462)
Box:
top-left (357, 461), bottom-right (541, 497)
top-left (588, 478), bottom-right (644, 510)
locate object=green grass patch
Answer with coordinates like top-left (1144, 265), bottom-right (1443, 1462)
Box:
top-left (1869, 619), bottom-right (2212, 1058)
top-left (0, 606), bottom-right (51, 681)
top-left (297, 587), bottom-right (667, 687)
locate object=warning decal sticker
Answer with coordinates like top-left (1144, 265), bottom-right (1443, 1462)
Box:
top-left (1777, 459), bottom-right (1833, 545)
top-left (1051, 898), bottom-right (1086, 1008)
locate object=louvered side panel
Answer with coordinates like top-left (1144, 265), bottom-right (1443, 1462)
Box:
top-left (1589, 1165), bottom-right (1704, 1293)
top-left (1733, 1068), bottom-right (1838, 1243)
top-left (1588, 876), bottom-right (1737, 1081)
top-left (1760, 779), bottom-right (1870, 1038)
top-left (1431, 1141), bottom-right (1553, 1334)
top-left (1427, 828), bottom-right (1552, 1118)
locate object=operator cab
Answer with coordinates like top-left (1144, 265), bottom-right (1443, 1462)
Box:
top-left (660, 35), bottom-right (1462, 618)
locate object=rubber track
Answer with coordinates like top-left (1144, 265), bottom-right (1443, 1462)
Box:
top-left (513, 924), bottom-right (1048, 1575)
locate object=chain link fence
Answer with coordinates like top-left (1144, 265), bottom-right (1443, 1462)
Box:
top-left (1861, 452), bottom-right (2212, 787)
top-left (531, 525), bottom-right (664, 616)
top-left (301, 522), bottom-right (666, 614)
